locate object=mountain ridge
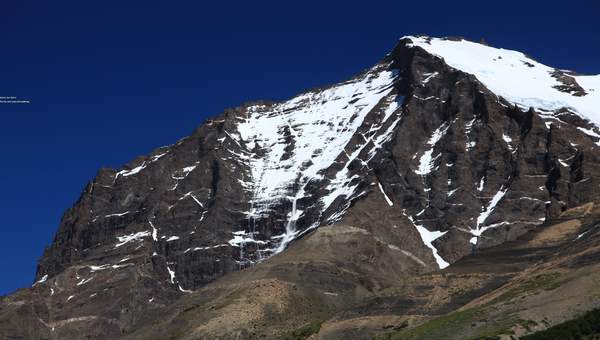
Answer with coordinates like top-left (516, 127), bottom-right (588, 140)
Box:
top-left (2, 35), bottom-right (600, 340)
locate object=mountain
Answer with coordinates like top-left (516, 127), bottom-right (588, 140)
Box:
top-left (2, 35), bottom-right (600, 340)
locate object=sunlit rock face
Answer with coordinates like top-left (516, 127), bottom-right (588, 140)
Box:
top-left (4, 36), bottom-right (600, 339)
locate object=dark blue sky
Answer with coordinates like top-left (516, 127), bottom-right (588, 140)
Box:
top-left (1, 0), bottom-right (598, 295)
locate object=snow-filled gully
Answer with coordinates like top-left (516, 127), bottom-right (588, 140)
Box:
top-left (235, 64), bottom-right (401, 258)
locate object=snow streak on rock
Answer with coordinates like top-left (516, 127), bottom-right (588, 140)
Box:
top-left (378, 181), bottom-right (394, 206)
top-left (114, 231), bottom-right (151, 248)
top-left (32, 274), bottom-right (48, 287)
top-left (115, 162), bottom-right (147, 178)
top-left (470, 186), bottom-right (508, 245)
top-left (415, 122), bottom-right (451, 176)
top-left (404, 211), bottom-right (449, 269)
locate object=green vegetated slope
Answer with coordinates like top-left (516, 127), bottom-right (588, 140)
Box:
top-left (521, 308), bottom-right (600, 340)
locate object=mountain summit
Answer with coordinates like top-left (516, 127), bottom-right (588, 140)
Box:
top-left (2, 36), bottom-right (600, 340)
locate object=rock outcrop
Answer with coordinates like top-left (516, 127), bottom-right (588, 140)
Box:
top-left (1, 35), bottom-right (600, 339)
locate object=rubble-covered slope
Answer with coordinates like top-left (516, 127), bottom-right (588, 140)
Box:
top-left (1, 35), bottom-right (600, 339)
top-left (121, 203), bottom-right (600, 340)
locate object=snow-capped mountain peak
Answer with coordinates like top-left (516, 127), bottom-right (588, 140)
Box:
top-left (14, 35), bottom-right (600, 339)
top-left (404, 36), bottom-right (600, 127)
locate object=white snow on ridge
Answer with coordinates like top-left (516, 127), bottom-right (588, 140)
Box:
top-left (32, 274), bottom-right (48, 286)
top-left (151, 152), bottom-right (168, 161)
top-left (115, 162), bottom-right (147, 178)
top-left (405, 36), bottom-right (600, 128)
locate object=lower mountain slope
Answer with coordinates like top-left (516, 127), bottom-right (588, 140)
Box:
top-left (123, 203), bottom-right (600, 339)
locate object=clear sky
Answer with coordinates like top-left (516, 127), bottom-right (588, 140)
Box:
top-left (0, 0), bottom-right (598, 295)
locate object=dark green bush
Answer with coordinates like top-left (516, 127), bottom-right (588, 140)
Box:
top-left (521, 308), bottom-right (600, 340)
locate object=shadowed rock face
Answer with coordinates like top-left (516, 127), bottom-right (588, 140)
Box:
top-left (2, 36), bottom-right (600, 339)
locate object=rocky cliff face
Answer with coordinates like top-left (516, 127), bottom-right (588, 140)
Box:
top-left (2, 36), bottom-right (600, 339)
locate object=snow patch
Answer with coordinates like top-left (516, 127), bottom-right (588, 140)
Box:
top-left (104, 211), bottom-right (131, 218)
top-left (415, 122), bottom-right (450, 176)
top-left (228, 230), bottom-right (267, 248)
top-left (502, 134), bottom-right (514, 151)
top-left (33, 274), bottom-right (48, 286)
top-left (89, 263), bottom-right (134, 272)
top-left (151, 152), bottom-right (167, 162)
top-left (421, 72), bottom-right (439, 84)
top-left (404, 211), bottom-right (449, 269)
top-left (377, 182), bottom-right (394, 206)
top-left (470, 186), bottom-right (508, 244)
top-left (477, 178), bottom-right (485, 192)
top-left (149, 220), bottom-right (158, 241)
top-left (178, 285), bottom-right (192, 293)
top-left (184, 244), bottom-right (229, 253)
top-left (77, 276), bottom-right (94, 286)
top-left (166, 263), bottom-right (176, 284)
top-left (114, 231), bottom-right (151, 248)
top-left (115, 162), bottom-right (147, 178)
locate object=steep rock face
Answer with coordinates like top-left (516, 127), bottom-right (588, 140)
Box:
top-left (390, 37), bottom-right (600, 261)
top-left (2, 36), bottom-right (600, 339)
top-left (36, 60), bottom-right (406, 288)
